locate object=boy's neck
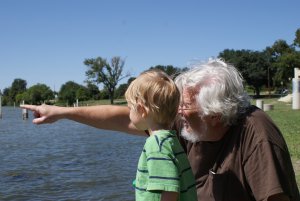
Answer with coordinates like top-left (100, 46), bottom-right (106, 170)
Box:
top-left (144, 114), bottom-right (170, 136)
top-left (148, 125), bottom-right (170, 136)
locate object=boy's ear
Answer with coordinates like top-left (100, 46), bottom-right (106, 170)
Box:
top-left (137, 103), bottom-right (148, 118)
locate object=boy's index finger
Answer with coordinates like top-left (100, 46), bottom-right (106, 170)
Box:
top-left (20, 104), bottom-right (38, 111)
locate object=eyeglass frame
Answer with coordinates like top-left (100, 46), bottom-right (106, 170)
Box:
top-left (178, 102), bottom-right (201, 111)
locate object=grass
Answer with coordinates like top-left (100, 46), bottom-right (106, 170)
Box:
top-left (251, 98), bottom-right (300, 185)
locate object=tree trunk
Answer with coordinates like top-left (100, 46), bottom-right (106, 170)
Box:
top-left (255, 87), bottom-right (260, 98)
top-left (109, 89), bottom-right (114, 104)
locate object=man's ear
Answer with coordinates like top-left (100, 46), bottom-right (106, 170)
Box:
top-left (209, 114), bottom-right (221, 127)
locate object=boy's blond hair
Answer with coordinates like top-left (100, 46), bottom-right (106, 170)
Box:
top-left (125, 69), bottom-right (180, 127)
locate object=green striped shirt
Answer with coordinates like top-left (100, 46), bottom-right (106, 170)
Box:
top-left (134, 130), bottom-right (197, 201)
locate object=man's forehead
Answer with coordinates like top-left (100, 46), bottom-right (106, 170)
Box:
top-left (183, 86), bottom-right (199, 96)
top-left (182, 87), bottom-right (199, 102)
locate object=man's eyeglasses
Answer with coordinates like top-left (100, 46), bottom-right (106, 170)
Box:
top-left (178, 103), bottom-right (200, 111)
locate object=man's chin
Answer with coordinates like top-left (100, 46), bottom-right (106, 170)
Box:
top-left (180, 127), bottom-right (200, 143)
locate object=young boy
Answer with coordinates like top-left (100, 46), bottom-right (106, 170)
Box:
top-left (125, 70), bottom-right (197, 201)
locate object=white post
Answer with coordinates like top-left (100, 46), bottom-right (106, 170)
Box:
top-left (0, 95), bottom-right (2, 119)
top-left (264, 104), bottom-right (274, 111)
top-left (76, 99), bottom-right (79, 107)
top-left (22, 100), bottom-right (28, 120)
top-left (256, 99), bottom-right (264, 110)
top-left (292, 68), bottom-right (300, 110)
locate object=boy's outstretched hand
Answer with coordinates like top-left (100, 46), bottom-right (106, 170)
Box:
top-left (20, 104), bottom-right (62, 124)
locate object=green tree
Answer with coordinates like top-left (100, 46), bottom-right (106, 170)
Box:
top-left (149, 65), bottom-right (188, 78)
top-left (9, 78), bottom-right (27, 104)
top-left (99, 88), bottom-right (109, 100)
top-left (218, 28), bottom-right (300, 96)
top-left (268, 40), bottom-right (292, 57)
top-left (16, 92), bottom-right (30, 104)
top-left (58, 81), bottom-right (82, 106)
top-left (86, 83), bottom-right (100, 100)
top-left (127, 77), bottom-right (136, 85)
top-left (266, 40), bottom-right (299, 86)
top-left (273, 51), bottom-right (300, 86)
top-left (24, 84), bottom-right (54, 104)
top-left (219, 49), bottom-right (270, 96)
top-left (76, 86), bottom-right (90, 101)
top-left (293, 28), bottom-right (300, 48)
top-left (84, 56), bottom-right (130, 104)
top-left (1, 88), bottom-right (10, 106)
top-left (114, 83), bottom-right (128, 99)
top-left (114, 76), bottom-right (136, 99)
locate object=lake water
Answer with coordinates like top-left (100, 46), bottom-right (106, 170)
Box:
top-left (0, 107), bottom-right (145, 201)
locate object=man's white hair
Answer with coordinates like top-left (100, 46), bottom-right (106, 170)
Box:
top-left (175, 58), bottom-right (250, 126)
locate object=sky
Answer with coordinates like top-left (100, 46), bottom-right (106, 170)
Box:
top-left (1, 0), bottom-right (300, 92)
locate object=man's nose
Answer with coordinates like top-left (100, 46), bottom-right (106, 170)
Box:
top-left (178, 106), bottom-right (184, 115)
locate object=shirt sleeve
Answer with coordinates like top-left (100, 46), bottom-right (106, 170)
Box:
top-left (146, 151), bottom-right (180, 193)
top-left (244, 141), bottom-right (296, 201)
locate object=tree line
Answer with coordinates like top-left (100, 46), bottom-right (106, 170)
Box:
top-left (219, 28), bottom-right (300, 96)
top-left (1, 28), bottom-right (299, 106)
top-left (0, 58), bottom-right (186, 106)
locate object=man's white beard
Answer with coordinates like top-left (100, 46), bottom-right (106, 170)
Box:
top-left (181, 127), bottom-right (201, 143)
